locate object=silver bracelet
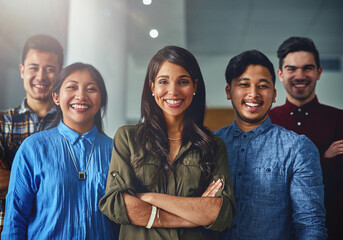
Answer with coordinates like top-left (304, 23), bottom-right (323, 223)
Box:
top-left (146, 205), bottom-right (157, 229)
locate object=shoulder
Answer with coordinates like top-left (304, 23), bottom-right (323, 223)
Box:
top-left (0, 105), bottom-right (21, 122)
top-left (96, 132), bottom-right (113, 147)
top-left (269, 124), bottom-right (317, 151)
top-left (22, 127), bottom-right (59, 145)
top-left (269, 104), bottom-right (287, 119)
top-left (115, 124), bottom-right (142, 138)
top-left (213, 125), bottom-right (233, 139)
top-left (318, 102), bottom-right (343, 115)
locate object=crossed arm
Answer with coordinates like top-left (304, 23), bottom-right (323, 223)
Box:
top-left (122, 180), bottom-right (223, 228)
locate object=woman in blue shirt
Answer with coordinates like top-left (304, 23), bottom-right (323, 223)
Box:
top-left (1, 62), bottom-right (118, 239)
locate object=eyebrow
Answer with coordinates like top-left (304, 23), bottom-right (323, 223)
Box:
top-left (237, 77), bottom-right (271, 84)
top-left (27, 63), bottom-right (56, 69)
top-left (157, 74), bottom-right (191, 79)
top-left (284, 64), bottom-right (316, 69)
top-left (65, 80), bottom-right (97, 85)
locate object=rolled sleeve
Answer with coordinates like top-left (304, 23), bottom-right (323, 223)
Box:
top-left (206, 136), bottom-right (236, 231)
top-left (291, 136), bottom-right (327, 240)
top-left (99, 126), bottom-right (138, 225)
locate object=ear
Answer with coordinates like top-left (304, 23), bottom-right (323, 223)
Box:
top-left (277, 68), bottom-right (284, 83)
top-left (273, 88), bottom-right (277, 103)
top-left (19, 64), bottom-right (25, 80)
top-left (149, 80), bottom-right (155, 95)
top-left (225, 84), bottom-right (232, 100)
top-left (52, 92), bottom-right (60, 106)
top-left (316, 66), bottom-right (323, 81)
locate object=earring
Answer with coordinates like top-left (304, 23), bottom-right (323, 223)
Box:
top-left (193, 92), bottom-right (196, 96)
top-left (152, 93), bottom-right (155, 96)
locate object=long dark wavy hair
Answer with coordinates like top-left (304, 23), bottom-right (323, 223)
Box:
top-left (136, 46), bottom-right (218, 193)
top-left (52, 62), bottom-right (108, 134)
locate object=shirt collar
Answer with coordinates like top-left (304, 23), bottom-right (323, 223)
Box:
top-left (57, 121), bottom-right (98, 145)
top-left (18, 97), bottom-right (58, 115)
top-left (284, 96), bottom-right (319, 112)
top-left (232, 117), bottom-right (272, 137)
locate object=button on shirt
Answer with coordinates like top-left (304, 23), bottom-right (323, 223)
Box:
top-left (214, 118), bottom-right (327, 240)
top-left (1, 122), bottom-right (118, 239)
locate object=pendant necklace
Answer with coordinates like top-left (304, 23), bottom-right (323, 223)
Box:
top-left (64, 137), bottom-right (95, 180)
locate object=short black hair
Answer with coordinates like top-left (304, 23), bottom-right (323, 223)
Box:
top-left (225, 50), bottom-right (275, 86)
top-left (22, 34), bottom-right (64, 69)
top-left (277, 36), bottom-right (320, 69)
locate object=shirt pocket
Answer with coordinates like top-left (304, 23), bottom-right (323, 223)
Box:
top-left (134, 156), bottom-right (161, 189)
top-left (252, 160), bottom-right (287, 204)
top-left (176, 150), bottom-right (202, 196)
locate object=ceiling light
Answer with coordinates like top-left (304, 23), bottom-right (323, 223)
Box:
top-left (143, 0), bottom-right (152, 5)
top-left (149, 29), bottom-right (159, 38)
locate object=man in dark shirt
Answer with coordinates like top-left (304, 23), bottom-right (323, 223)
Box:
top-left (269, 36), bottom-right (343, 240)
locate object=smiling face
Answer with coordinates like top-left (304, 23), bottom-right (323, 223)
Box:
top-left (150, 61), bottom-right (197, 122)
top-left (278, 51), bottom-right (322, 106)
top-left (53, 69), bottom-right (101, 134)
top-left (20, 49), bottom-right (60, 106)
top-left (226, 64), bottom-right (276, 132)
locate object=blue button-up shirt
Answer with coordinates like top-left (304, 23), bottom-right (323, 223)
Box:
top-left (1, 122), bottom-right (118, 239)
top-left (214, 118), bottom-right (327, 240)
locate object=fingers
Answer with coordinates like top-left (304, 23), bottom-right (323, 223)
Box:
top-left (202, 179), bottom-right (223, 197)
top-left (324, 140), bottom-right (343, 158)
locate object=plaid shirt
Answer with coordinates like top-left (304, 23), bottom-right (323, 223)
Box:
top-left (0, 98), bottom-right (60, 231)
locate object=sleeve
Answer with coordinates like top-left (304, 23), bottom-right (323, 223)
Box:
top-left (290, 136), bottom-right (327, 240)
top-left (1, 139), bottom-right (37, 239)
top-left (98, 126), bottom-right (138, 225)
top-left (206, 136), bottom-right (236, 231)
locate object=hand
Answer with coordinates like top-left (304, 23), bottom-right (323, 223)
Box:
top-left (324, 140), bottom-right (343, 158)
top-left (201, 179), bottom-right (223, 197)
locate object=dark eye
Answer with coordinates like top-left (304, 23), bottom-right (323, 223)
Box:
top-left (303, 66), bottom-right (315, 71)
top-left (286, 67), bottom-right (296, 72)
top-left (158, 79), bottom-right (167, 84)
top-left (87, 87), bottom-right (97, 92)
top-left (179, 79), bottom-right (189, 85)
top-left (46, 67), bottom-right (55, 73)
top-left (239, 83), bottom-right (249, 87)
top-left (29, 67), bottom-right (38, 71)
top-left (66, 85), bottom-right (76, 90)
top-left (259, 84), bottom-right (269, 89)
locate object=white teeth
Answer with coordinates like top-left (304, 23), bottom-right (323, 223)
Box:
top-left (295, 84), bottom-right (306, 88)
top-left (166, 99), bottom-right (182, 104)
top-left (72, 104), bottom-right (89, 109)
top-left (35, 84), bottom-right (45, 89)
top-left (245, 102), bottom-right (259, 107)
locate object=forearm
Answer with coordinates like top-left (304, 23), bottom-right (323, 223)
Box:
top-left (138, 192), bottom-right (222, 226)
top-left (0, 168), bottom-right (10, 198)
top-left (123, 193), bottom-right (197, 228)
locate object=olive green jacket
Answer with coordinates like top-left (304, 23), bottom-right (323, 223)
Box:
top-left (99, 124), bottom-right (235, 240)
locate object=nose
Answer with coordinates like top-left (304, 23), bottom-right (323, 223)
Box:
top-left (75, 89), bottom-right (88, 101)
top-left (248, 85), bottom-right (259, 98)
top-left (294, 68), bottom-right (306, 79)
top-left (36, 68), bottom-right (46, 81)
top-left (168, 83), bottom-right (179, 96)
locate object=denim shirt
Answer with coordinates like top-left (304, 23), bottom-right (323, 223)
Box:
top-left (214, 118), bottom-right (327, 240)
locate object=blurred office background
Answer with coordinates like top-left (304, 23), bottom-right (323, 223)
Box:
top-left (0, 0), bottom-right (342, 135)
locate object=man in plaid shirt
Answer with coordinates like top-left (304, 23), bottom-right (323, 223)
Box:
top-left (0, 34), bottom-right (64, 233)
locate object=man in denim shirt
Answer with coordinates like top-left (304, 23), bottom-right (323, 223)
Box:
top-left (214, 50), bottom-right (327, 239)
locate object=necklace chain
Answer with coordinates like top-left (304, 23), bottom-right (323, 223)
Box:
top-left (168, 137), bottom-right (182, 141)
top-left (64, 137), bottom-right (95, 180)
